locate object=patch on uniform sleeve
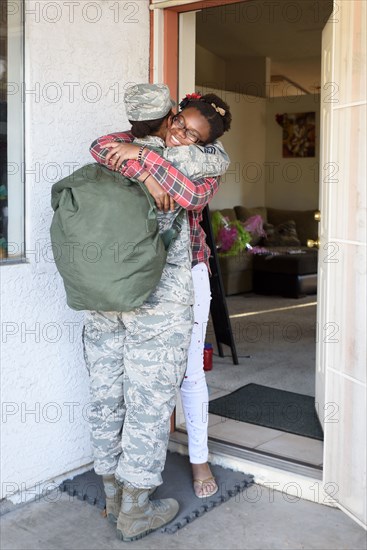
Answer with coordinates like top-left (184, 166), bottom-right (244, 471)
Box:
top-left (204, 145), bottom-right (216, 154)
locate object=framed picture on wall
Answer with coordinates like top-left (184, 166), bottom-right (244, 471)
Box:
top-left (276, 112), bottom-right (316, 158)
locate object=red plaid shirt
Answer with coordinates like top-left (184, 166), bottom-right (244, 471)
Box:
top-left (90, 131), bottom-right (221, 269)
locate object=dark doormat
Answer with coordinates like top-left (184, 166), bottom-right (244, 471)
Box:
top-left (209, 383), bottom-right (324, 440)
top-left (59, 451), bottom-right (254, 534)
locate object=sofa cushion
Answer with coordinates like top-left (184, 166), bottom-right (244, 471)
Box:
top-left (213, 208), bottom-right (237, 222)
top-left (234, 205), bottom-right (268, 224)
top-left (266, 208), bottom-right (318, 246)
top-left (218, 251), bottom-right (252, 274)
top-left (263, 220), bottom-right (301, 247)
top-left (221, 269), bottom-right (253, 295)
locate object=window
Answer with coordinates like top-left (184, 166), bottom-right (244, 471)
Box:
top-left (0, 0), bottom-right (24, 262)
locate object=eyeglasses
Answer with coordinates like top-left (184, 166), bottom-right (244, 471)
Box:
top-left (171, 114), bottom-right (201, 144)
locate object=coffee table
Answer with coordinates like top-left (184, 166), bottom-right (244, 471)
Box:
top-left (252, 249), bottom-right (318, 298)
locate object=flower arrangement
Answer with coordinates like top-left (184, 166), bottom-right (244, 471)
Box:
top-left (243, 214), bottom-right (265, 240)
top-left (211, 212), bottom-right (281, 257)
top-left (211, 211), bottom-right (252, 256)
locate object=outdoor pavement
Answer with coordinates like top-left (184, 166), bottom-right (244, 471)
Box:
top-left (1, 482), bottom-right (366, 550)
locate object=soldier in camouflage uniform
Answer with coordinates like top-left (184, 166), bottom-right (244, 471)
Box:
top-left (83, 84), bottom-right (229, 541)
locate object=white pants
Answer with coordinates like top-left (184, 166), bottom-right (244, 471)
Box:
top-left (180, 263), bottom-right (211, 464)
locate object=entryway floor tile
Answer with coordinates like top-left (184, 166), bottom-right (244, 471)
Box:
top-left (207, 416), bottom-right (284, 447)
top-left (256, 432), bottom-right (324, 465)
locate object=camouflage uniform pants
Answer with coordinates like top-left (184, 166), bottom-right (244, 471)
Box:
top-left (82, 212), bottom-right (194, 488)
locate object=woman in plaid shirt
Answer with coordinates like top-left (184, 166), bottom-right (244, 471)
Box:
top-left (90, 91), bottom-right (232, 499)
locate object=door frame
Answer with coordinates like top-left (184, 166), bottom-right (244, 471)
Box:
top-left (149, 0), bottom-right (246, 98)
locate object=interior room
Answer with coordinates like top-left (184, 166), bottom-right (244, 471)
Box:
top-left (175, 0), bottom-right (334, 470)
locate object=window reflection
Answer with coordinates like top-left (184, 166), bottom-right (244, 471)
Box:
top-left (0, 8), bottom-right (7, 259)
top-left (1, 1), bottom-right (24, 262)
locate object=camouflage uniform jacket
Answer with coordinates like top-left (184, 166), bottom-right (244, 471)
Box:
top-left (90, 131), bottom-right (230, 268)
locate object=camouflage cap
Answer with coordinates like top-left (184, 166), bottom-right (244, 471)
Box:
top-left (124, 83), bottom-right (175, 122)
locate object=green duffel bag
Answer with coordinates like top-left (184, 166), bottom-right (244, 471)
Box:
top-left (50, 163), bottom-right (178, 312)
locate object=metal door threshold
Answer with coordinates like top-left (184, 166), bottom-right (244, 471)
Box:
top-left (169, 430), bottom-right (323, 481)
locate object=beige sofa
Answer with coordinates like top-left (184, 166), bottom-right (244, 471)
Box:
top-left (211, 206), bottom-right (319, 296)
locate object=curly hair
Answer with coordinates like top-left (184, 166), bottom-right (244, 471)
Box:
top-left (179, 93), bottom-right (232, 143)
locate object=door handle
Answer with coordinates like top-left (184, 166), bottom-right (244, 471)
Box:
top-left (307, 238), bottom-right (320, 249)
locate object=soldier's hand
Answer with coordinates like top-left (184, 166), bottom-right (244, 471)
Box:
top-left (143, 176), bottom-right (176, 212)
top-left (105, 142), bottom-right (140, 170)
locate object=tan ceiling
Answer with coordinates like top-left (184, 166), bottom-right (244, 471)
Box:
top-left (196, 0), bottom-right (334, 93)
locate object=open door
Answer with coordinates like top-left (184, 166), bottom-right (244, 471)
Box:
top-left (152, 0), bottom-right (366, 528)
top-left (318, 1), bottom-right (366, 528)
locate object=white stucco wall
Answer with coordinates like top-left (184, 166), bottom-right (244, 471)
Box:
top-left (1, 0), bottom-right (150, 501)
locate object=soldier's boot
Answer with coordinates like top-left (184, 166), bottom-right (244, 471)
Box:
top-left (102, 475), bottom-right (123, 525)
top-left (103, 475), bottom-right (157, 525)
top-left (116, 484), bottom-right (179, 541)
